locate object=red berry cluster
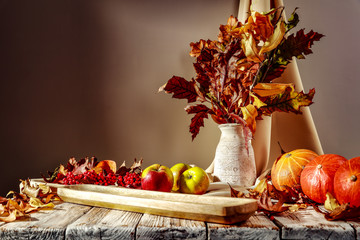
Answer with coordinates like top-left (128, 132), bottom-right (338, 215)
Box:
top-left (117, 172), bottom-right (141, 188)
top-left (60, 170), bottom-right (141, 188)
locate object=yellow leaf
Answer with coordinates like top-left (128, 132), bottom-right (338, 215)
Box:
top-left (39, 184), bottom-right (52, 195)
top-left (253, 178), bottom-right (267, 194)
top-left (240, 104), bottom-right (258, 133)
top-left (29, 197), bottom-right (55, 209)
top-left (286, 203), bottom-right (308, 212)
top-left (259, 20), bottom-right (286, 55)
top-left (241, 33), bottom-right (263, 62)
top-left (252, 83), bottom-right (294, 97)
top-left (324, 192), bottom-right (340, 211)
top-left (250, 92), bottom-right (267, 108)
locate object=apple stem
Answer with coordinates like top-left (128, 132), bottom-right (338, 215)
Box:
top-left (350, 175), bottom-right (357, 182)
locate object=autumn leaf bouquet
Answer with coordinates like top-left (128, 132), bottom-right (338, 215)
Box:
top-left (160, 7), bottom-right (323, 140)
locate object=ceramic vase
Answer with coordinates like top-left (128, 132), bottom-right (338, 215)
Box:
top-left (213, 123), bottom-right (256, 187)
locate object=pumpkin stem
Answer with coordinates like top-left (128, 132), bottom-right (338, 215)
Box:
top-left (350, 175), bottom-right (357, 182)
top-left (317, 164), bottom-right (322, 169)
top-left (277, 141), bottom-right (286, 155)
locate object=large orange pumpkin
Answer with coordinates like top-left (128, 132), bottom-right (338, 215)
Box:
top-left (300, 154), bottom-right (347, 203)
top-left (334, 157), bottom-right (360, 207)
top-left (271, 149), bottom-right (318, 191)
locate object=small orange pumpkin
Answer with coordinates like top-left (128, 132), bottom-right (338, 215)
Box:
top-left (300, 154), bottom-right (347, 203)
top-left (334, 156), bottom-right (360, 207)
top-left (271, 149), bottom-right (318, 191)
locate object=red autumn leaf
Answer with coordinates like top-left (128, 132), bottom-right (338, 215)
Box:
top-left (161, 76), bottom-right (198, 103)
top-left (185, 104), bottom-right (210, 140)
top-left (278, 29), bottom-right (324, 62)
top-left (263, 65), bottom-right (285, 82)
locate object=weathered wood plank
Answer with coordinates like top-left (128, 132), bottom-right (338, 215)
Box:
top-left (57, 186), bottom-right (257, 224)
top-left (0, 202), bottom-right (91, 240)
top-left (273, 207), bottom-right (355, 240)
top-left (66, 206), bottom-right (142, 240)
top-left (349, 221), bottom-right (360, 240)
top-left (207, 212), bottom-right (279, 240)
top-left (136, 213), bottom-right (206, 240)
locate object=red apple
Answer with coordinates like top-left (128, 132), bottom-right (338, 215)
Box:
top-left (141, 164), bottom-right (174, 192)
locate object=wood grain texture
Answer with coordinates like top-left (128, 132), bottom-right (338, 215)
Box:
top-left (136, 213), bottom-right (206, 240)
top-left (207, 212), bottom-right (279, 240)
top-left (66, 206), bottom-right (142, 240)
top-left (57, 186), bottom-right (257, 224)
top-left (349, 221), bottom-right (360, 240)
top-left (273, 207), bottom-right (355, 240)
top-left (0, 202), bottom-right (91, 240)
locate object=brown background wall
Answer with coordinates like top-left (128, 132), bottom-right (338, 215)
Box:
top-left (0, 0), bottom-right (359, 196)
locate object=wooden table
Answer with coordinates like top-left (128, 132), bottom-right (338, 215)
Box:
top-left (0, 201), bottom-right (358, 240)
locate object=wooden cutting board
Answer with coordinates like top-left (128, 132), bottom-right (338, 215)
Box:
top-left (31, 179), bottom-right (257, 224)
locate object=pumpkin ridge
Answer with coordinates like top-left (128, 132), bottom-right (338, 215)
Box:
top-left (293, 156), bottom-right (312, 163)
top-left (293, 150), bottom-right (317, 156)
top-left (277, 156), bottom-right (287, 189)
top-left (288, 158), bottom-right (297, 185)
top-left (293, 159), bottom-right (303, 169)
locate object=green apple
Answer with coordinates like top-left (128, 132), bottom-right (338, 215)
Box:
top-left (170, 163), bottom-right (191, 192)
top-left (179, 166), bottom-right (210, 195)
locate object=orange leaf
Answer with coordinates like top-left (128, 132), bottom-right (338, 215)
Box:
top-left (93, 160), bottom-right (117, 174)
top-left (250, 11), bottom-right (274, 40)
top-left (259, 20), bottom-right (285, 55)
top-left (0, 210), bottom-right (18, 223)
top-left (252, 83), bottom-right (294, 97)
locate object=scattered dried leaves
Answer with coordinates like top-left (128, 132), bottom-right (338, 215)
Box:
top-left (313, 193), bottom-right (360, 221)
top-left (229, 169), bottom-right (317, 217)
top-left (0, 179), bottom-right (59, 222)
top-left (230, 170), bottom-right (360, 222)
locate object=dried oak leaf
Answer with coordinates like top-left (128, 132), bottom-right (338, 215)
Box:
top-left (185, 104), bottom-right (211, 140)
top-left (278, 29), bottom-right (324, 62)
top-left (257, 188), bottom-right (288, 214)
top-left (159, 76), bottom-right (198, 103)
top-left (73, 157), bottom-right (98, 175)
top-left (116, 158), bottom-right (143, 176)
